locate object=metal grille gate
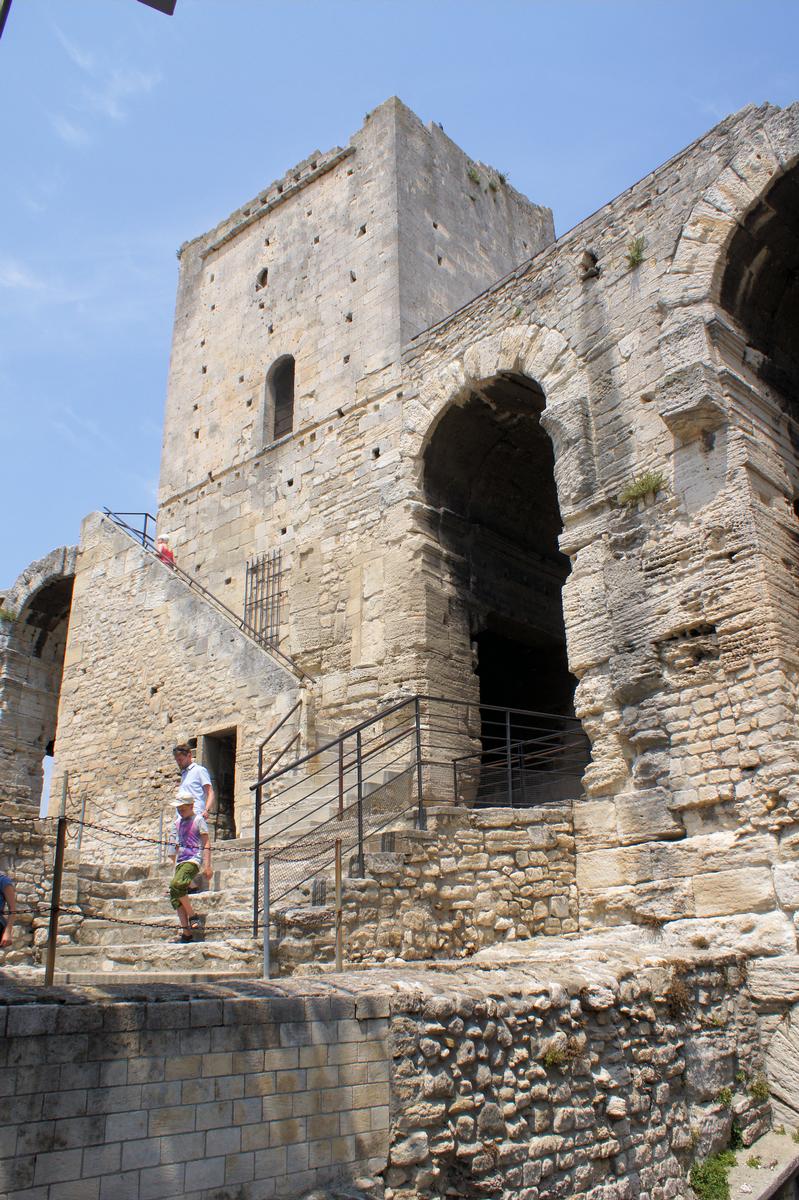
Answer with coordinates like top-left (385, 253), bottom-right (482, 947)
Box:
top-left (244, 550), bottom-right (283, 647)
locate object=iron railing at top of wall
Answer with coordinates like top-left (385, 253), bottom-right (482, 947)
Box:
top-left (102, 509), bottom-right (312, 682)
top-left (249, 694), bottom-right (590, 939)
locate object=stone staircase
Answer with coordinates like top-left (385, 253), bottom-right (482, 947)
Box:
top-left (53, 849), bottom-right (262, 984)
top-left (51, 811), bottom-right (416, 985)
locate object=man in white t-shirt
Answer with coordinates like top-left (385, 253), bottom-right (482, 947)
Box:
top-left (172, 743), bottom-right (215, 817)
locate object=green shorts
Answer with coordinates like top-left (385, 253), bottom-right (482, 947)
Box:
top-left (169, 861), bottom-right (200, 909)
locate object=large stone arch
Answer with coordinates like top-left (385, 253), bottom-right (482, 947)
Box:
top-left (0, 546), bottom-right (77, 807)
top-left (406, 323), bottom-right (598, 525)
top-left (403, 324), bottom-right (600, 801)
top-left (656, 102), bottom-right (799, 842)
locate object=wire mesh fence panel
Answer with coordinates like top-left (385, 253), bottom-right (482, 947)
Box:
top-left (265, 765), bottom-right (418, 904)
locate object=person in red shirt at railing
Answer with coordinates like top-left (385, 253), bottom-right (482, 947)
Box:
top-left (155, 534), bottom-right (175, 567)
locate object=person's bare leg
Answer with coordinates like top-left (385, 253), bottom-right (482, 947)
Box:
top-left (179, 896), bottom-right (194, 927)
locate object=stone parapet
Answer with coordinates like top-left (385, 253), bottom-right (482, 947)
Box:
top-left (1, 932), bottom-right (797, 1200)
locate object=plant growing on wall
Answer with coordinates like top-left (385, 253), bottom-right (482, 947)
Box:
top-left (662, 971), bottom-right (692, 1017)
top-left (619, 470), bottom-right (666, 505)
top-left (627, 234), bottom-right (646, 268)
top-left (689, 1150), bottom-right (737, 1200)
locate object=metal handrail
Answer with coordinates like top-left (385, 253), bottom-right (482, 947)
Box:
top-left (103, 508), bottom-right (312, 682)
top-left (251, 696), bottom-right (415, 791)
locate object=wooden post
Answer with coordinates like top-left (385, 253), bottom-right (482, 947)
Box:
top-left (44, 815), bottom-right (68, 987)
top-left (335, 837), bottom-right (343, 972)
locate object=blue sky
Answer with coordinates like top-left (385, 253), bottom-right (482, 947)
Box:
top-left (1, 0), bottom-right (798, 586)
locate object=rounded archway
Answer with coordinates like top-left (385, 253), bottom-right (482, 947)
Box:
top-left (0, 548), bottom-right (76, 809)
top-left (421, 370), bottom-right (587, 791)
top-left (720, 161), bottom-right (799, 426)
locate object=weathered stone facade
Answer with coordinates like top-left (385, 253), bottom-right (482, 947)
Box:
top-left (2, 939), bottom-right (798, 1200)
top-left (2, 96), bottom-right (799, 951)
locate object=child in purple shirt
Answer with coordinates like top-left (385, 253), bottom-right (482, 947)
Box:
top-left (168, 790), bottom-right (212, 943)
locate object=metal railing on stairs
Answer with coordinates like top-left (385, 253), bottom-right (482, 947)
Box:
top-left (102, 509), bottom-right (312, 682)
top-left (250, 694), bottom-right (590, 951)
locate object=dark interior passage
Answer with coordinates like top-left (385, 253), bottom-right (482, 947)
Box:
top-left (202, 729), bottom-right (237, 839)
top-left (721, 165), bottom-right (799, 413)
top-left (475, 627), bottom-right (575, 717)
top-left (423, 372), bottom-right (589, 801)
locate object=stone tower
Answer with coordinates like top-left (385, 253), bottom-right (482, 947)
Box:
top-left (158, 97), bottom-right (553, 542)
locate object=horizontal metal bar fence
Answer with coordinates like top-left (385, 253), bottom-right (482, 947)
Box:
top-left (256, 737), bottom-right (416, 852)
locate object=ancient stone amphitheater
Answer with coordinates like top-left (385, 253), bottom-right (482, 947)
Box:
top-left (2, 97), bottom-right (799, 1200)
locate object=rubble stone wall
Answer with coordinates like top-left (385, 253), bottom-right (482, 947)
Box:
top-left (3, 947), bottom-right (799, 1200)
top-left (0, 801), bottom-right (49, 963)
top-left (276, 805), bottom-right (577, 973)
top-left (382, 956), bottom-right (772, 1200)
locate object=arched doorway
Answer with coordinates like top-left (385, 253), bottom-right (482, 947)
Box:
top-left (720, 163), bottom-right (799, 429)
top-left (421, 371), bottom-right (588, 794)
top-left (0, 552), bottom-right (75, 809)
top-left (718, 163), bottom-right (799, 659)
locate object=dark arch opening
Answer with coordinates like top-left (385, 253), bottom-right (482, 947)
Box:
top-left (719, 162), bottom-right (799, 668)
top-left (3, 576), bottom-right (74, 808)
top-left (268, 355), bottom-right (295, 441)
top-left (422, 371), bottom-right (588, 800)
top-left (721, 164), bottom-right (799, 421)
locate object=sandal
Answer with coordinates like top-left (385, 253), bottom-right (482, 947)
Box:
top-left (172, 930), bottom-right (193, 943)
top-left (188, 916), bottom-right (203, 931)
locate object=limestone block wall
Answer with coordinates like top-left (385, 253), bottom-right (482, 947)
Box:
top-left (395, 101), bottom-right (799, 933)
top-left (52, 513), bottom-right (303, 857)
top-left (276, 804), bottom-right (578, 973)
top-left (2, 946), bottom-right (797, 1200)
top-left (0, 988), bottom-right (390, 1200)
top-left (155, 98), bottom-right (552, 708)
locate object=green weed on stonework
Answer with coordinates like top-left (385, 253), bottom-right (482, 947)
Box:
top-left (0, 608), bottom-right (16, 623)
top-left (749, 1074), bottom-right (769, 1102)
top-left (627, 234), bottom-right (646, 268)
top-left (716, 1087), bottom-right (732, 1109)
top-left (541, 1045), bottom-right (565, 1068)
top-left (619, 470), bottom-right (666, 505)
top-left (689, 1150), bottom-right (737, 1200)
top-left (467, 166), bottom-right (481, 186)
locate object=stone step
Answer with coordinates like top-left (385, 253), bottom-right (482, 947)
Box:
top-left (54, 967), bottom-right (263, 985)
top-left (78, 888), bottom-right (254, 918)
top-left (73, 911), bottom-right (254, 945)
top-left (54, 937), bottom-right (262, 973)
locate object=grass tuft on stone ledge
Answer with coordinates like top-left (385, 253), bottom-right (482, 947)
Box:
top-left (689, 1149), bottom-right (737, 1200)
top-left (619, 469), bottom-right (666, 505)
